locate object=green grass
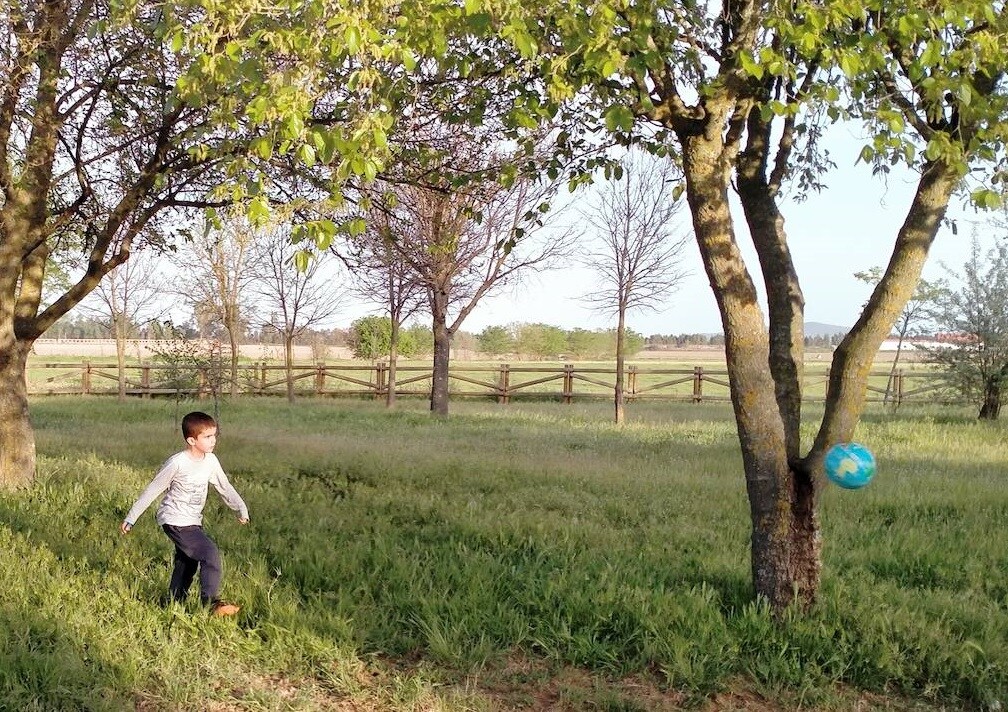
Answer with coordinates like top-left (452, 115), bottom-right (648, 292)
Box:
top-left (0, 397), bottom-right (1005, 710)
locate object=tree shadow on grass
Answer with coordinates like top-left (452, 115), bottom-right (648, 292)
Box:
top-left (0, 603), bottom-right (139, 711)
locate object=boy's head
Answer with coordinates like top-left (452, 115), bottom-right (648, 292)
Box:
top-left (182, 411), bottom-right (217, 440)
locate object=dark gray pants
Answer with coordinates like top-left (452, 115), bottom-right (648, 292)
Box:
top-left (162, 524), bottom-right (222, 605)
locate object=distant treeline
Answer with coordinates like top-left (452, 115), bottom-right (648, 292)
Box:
top-left (644, 332), bottom-right (846, 348)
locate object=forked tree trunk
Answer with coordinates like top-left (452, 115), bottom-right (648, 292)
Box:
top-left (682, 131), bottom-right (819, 611)
top-left (0, 340), bottom-right (36, 489)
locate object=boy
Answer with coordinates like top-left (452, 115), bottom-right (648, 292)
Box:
top-left (120, 411), bottom-right (249, 617)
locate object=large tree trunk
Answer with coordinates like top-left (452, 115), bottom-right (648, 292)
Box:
top-left (0, 340), bottom-right (36, 488)
top-left (736, 108), bottom-right (819, 604)
top-left (979, 378), bottom-right (1001, 420)
top-left (681, 131), bottom-right (810, 612)
top-left (614, 307), bottom-right (626, 424)
top-left (430, 292), bottom-right (451, 415)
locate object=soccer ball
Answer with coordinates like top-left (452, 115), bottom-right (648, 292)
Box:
top-left (824, 442), bottom-right (876, 489)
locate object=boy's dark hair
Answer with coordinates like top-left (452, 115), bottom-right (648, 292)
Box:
top-left (182, 411), bottom-right (217, 439)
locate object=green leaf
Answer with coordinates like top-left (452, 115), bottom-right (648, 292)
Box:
top-left (603, 105), bottom-right (634, 133)
top-left (345, 26), bottom-right (361, 55)
top-left (971, 188), bottom-right (1002, 209)
top-left (348, 217), bottom-right (367, 236)
top-left (248, 196), bottom-right (270, 226)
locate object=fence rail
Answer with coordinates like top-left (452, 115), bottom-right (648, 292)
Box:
top-left (26, 361), bottom-right (963, 406)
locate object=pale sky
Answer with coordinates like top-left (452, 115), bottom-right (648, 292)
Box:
top-left (343, 126), bottom-right (990, 337)
top-left (147, 126), bottom-right (992, 338)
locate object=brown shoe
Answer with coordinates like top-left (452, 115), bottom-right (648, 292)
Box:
top-left (211, 601), bottom-right (240, 617)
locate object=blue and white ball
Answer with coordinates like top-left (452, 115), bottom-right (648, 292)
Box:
top-left (824, 442), bottom-right (876, 489)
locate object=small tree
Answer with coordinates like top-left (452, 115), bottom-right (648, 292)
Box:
top-left (82, 252), bottom-right (167, 401)
top-left (515, 323), bottom-right (568, 360)
top-left (926, 238), bottom-right (1008, 419)
top-left (370, 135), bottom-right (573, 415)
top-left (477, 326), bottom-right (515, 357)
top-left (349, 316), bottom-right (392, 361)
top-left (581, 152), bottom-right (690, 423)
top-left (339, 209), bottom-right (426, 407)
top-left (253, 224), bottom-right (344, 403)
top-left (176, 214), bottom-right (257, 398)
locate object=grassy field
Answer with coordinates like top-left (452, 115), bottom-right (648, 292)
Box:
top-left (1, 396), bottom-right (1005, 710)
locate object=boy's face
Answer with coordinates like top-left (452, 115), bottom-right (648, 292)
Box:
top-left (186, 427), bottom-right (217, 455)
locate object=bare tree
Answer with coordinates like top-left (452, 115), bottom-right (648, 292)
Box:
top-left (253, 223), bottom-right (344, 402)
top-left (176, 213), bottom-right (257, 397)
top-left (82, 251), bottom-right (167, 400)
top-left (582, 151), bottom-right (691, 423)
top-left (337, 210), bottom-right (426, 407)
top-left (373, 135), bottom-right (574, 416)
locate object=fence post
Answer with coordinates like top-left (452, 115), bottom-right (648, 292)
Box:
top-left (894, 369), bottom-right (904, 409)
top-left (259, 362), bottom-right (267, 394)
top-left (375, 362), bottom-right (387, 399)
top-left (693, 365), bottom-right (703, 403)
top-left (141, 365), bottom-right (151, 399)
top-left (497, 363), bottom-right (510, 404)
top-left (563, 363), bottom-right (574, 404)
top-left (198, 368), bottom-right (207, 399)
top-left (628, 365), bottom-right (637, 399)
top-left (82, 360), bottom-right (91, 395)
top-left (315, 364), bottom-right (326, 394)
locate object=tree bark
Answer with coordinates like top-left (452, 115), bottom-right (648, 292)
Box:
top-left (736, 107), bottom-right (819, 602)
top-left (681, 130), bottom-right (811, 611)
top-left (0, 340), bottom-right (35, 488)
top-left (979, 378), bottom-right (1001, 419)
top-left (431, 290), bottom-right (451, 415)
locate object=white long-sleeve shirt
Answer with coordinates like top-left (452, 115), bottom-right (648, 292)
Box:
top-left (125, 451), bottom-right (249, 527)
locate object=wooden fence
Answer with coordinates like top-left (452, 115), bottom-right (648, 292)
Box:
top-left (26, 361), bottom-right (962, 406)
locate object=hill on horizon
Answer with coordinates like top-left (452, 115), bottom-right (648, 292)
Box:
top-left (805, 321), bottom-right (848, 337)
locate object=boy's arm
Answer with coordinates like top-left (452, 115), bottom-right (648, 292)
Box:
top-left (210, 460), bottom-right (250, 523)
top-left (121, 458), bottom-right (176, 532)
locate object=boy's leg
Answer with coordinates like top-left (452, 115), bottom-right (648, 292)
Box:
top-left (168, 544), bottom-right (199, 602)
top-left (161, 524), bottom-right (223, 605)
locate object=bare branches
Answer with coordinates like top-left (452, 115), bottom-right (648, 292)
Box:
top-left (580, 150), bottom-right (690, 317)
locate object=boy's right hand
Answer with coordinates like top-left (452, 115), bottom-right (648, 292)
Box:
top-left (120, 521), bottom-right (132, 535)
